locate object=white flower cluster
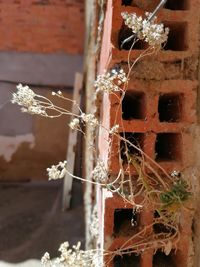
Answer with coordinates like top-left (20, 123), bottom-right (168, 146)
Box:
top-left (81, 113), bottom-right (99, 127)
top-left (41, 241), bottom-right (100, 267)
top-left (11, 84), bottom-right (47, 116)
top-left (171, 170), bottom-right (180, 178)
top-left (92, 159), bottom-right (108, 183)
top-left (41, 252), bottom-right (50, 265)
top-left (94, 69), bottom-right (128, 93)
top-left (47, 160), bottom-right (67, 180)
top-left (69, 118), bottom-right (80, 130)
top-left (121, 12), bottom-right (169, 47)
top-left (90, 205), bottom-right (99, 239)
top-left (69, 114), bottom-right (99, 130)
top-left (121, 12), bottom-right (143, 38)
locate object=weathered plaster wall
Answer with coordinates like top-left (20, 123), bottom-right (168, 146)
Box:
top-left (0, 54), bottom-right (82, 181)
top-left (0, 86), bottom-right (72, 181)
top-left (0, 83), bottom-right (33, 136)
top-left (0, 0), bottom-right (84, 181)
top-left (0, 52), bottom-right (83, 86)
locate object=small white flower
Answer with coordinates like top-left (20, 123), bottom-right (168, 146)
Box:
top-left (12, 84), bottom-right (36, 107)
top-left (94, 68), bottom-right (128, 93)
top-left (69, 118), bottom-right (80, 130)
top-left (21, 106), bottom-right (47, 116)
top-left (41, 252), bottom-right (50, 265)
top-left (47, 160), bottom-right (67, 180)
top-left (42, 241), bottom-right (100, 267)
top-left (81, 113), bottom-right (99, 128)
top-left (121, 12), bottom-right (143, 36)
top-left (171, 170), bottom-right (180, 178)
top-left (142, 19), bottom-right (169, 47)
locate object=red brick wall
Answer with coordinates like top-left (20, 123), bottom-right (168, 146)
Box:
top-left (0, 0), bottom-right (84, 53)
top-left (98, 0), bottom-right (200, 266)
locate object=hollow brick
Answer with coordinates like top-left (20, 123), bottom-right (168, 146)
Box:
top-left (101, 0), bottom-right (200, 64)
top-left (98, 1), bottom-right (198, 266)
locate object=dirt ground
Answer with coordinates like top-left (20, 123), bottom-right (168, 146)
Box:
top-left (0, 180), bottom-right (85, 263)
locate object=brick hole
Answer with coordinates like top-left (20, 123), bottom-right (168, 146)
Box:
top-left (120, 132), bottom-right (145, 162)
top-left (158, 93), bottom-right (183, 122)
top-left (114, 209), bottom-right (139, 236)
top-left (121, 0), bottom-right (138, 6)
top-left (164, 22), bottom-right (188, 51)
top-left (114, 253), bottom-right (140, 267)
top-left (164, 0), bottom-right (189, 10)
top-left (155, 133), bottom-right (182, 161)
top-left (122, 91), bottom-right (146, 120)
top-left (118, 25), bottom-right (147, 50)
top-left (153, 250), bottom-right (176, 267)
top-left (153, 211), bottom-right (176, 235)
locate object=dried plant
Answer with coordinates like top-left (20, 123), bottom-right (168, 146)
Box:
top-left (11, 8), bottom-right (193, 267)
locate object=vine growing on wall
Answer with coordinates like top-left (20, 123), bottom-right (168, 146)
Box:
top-left (11, 7), bottom-right (193, 267)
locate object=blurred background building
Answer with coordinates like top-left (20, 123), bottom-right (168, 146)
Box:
top-left (0, 1), bottom-right (85, 264)
top-left (0, 0), bottom-right (84, 181)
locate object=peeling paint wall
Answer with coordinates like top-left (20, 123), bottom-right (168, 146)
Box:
top-left (0, 134), bottom-right (35, 162)
top-left (0, 0), bottom-right (84, 181)
top-left (0, 88), bottom-right (73, 181)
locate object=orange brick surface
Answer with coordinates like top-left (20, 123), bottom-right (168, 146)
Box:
top-left (111, 0), bottom-right (199, 63)
top-left (98, 0), bottom-right (199, 266)
top-left (0, 0), bottom-right (84, 53)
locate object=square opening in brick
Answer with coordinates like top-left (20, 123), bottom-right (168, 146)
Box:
top-left (164, 0), bottom-right (189, 10)
top-left (153, 211), bottom-right (176, 235)
top-left (114, 209), bottom-right (139, 236)
top-left (158, 93), bottom-right (183, 122)
top-left (120, 132), bottom-right (145, 162)
top-left (114, 253), bottom-right (140, 267)
top-left (122, 91), bottom-right (146, 120)
top-left (121, 0), bottom-right (138, 6)
top-left (153, 250), bottom-right (176, 267)
top-left (155, 133), bottom-right (182, 161)
top-left (118, 25), bottom-right (147, 50)
top-left (164, 22), bottom-right (188, 51)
